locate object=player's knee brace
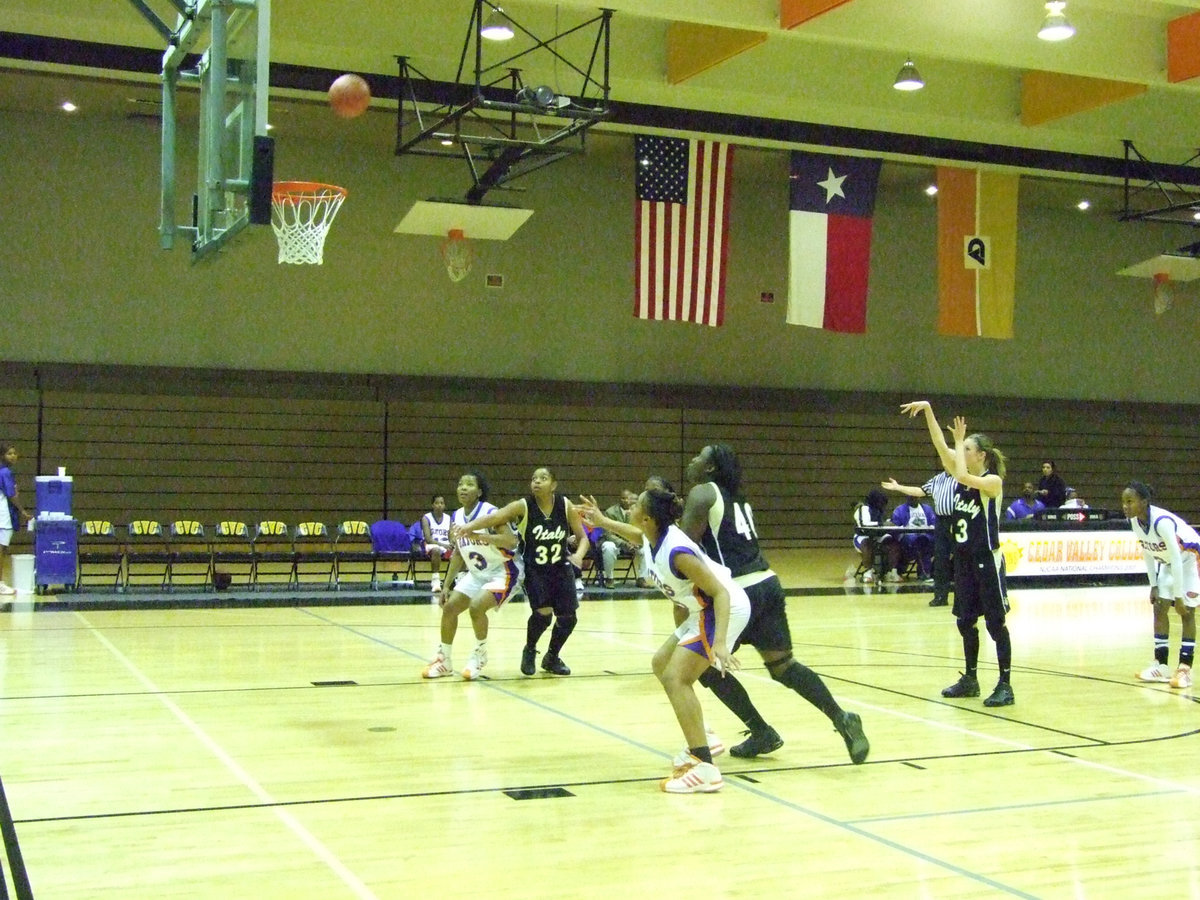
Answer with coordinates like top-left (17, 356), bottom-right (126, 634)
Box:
top-left (984, 615), bottom-right (1007, 642)
top-left (698, 667), bottom-right (723, 689)
top-left (766, 653), bottom-right (795, 682)
top-left (956, 618), bottom-right (978, 639)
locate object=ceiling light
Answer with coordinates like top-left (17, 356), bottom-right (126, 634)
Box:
top-left (480, 7), bottom-right (515, 41)
top-left (1038, 2), bottom-right (1075, 42)
top-left (1076, 200), bottom-right (1090, 211)
top-left (893, 58), bottom-right (924, 92)
top-left (61, 101), bottom-right (78, 113)
top-left (924, 184), bottom-right (938, 196)
top-left (515, 84), bottom-right (569, 109)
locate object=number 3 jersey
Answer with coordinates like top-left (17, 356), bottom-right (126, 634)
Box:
top-left (952, 476), bottom-right (1001, 553)
top-left (453, 501), bottom-right (520, 577)
top-left (519, 493), bottom-right (572, 572)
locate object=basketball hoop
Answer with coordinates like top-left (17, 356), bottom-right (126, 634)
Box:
top-left (440, 228), bottom-right (474, 282)
top-left (271, 181), bottom-right (347, 265)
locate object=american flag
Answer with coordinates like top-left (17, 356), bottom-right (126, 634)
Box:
top-left (634, 136), bottom-right (733, 327)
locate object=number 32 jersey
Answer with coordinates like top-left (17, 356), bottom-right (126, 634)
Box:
top-left (519, 493), bottom-right (572, 573)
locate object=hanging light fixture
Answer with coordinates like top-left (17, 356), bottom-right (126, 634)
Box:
top-left (893, 58), bottom-right (924, 91)
top-left (1038, 2), bottom-right (1075, 41)
top-left (480, 6), bottom-right (515, 41)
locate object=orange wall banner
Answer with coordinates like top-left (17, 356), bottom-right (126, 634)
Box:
top-left (937, 167), bottom-right (1018, 339)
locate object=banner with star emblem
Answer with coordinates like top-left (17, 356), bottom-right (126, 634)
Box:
top-left (634, 135), bottom-right (734, 327)
top-left (786, 151), bottom-right (882, 333)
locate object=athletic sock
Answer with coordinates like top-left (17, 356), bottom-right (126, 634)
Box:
top-left (525, 610), bottom-right (552, 650)
top-left (699, 669), bottom-right (768, 732)
top-left (547, 614), bottom-right (577, 656)
top-left (1181, 639), bottom-right (1195, 668)
top-left (1154, 634), bottom-right (1169, 666)
top-left (689, 746), bottom-right (713, 765)
top-left (773, 660), bottom-right (839, 721)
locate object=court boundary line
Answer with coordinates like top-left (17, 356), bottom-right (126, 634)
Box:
top-left (73, 612), bottom-right (381, 900)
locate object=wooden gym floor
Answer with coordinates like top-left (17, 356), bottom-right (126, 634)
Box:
top-left (0, 551), bottom-right (1197, 898)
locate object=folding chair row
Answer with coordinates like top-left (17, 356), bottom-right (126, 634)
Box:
top-left (75, 519), bottom-right (420, 592)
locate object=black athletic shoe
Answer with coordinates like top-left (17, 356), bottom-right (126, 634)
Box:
top-left (728, 726), bottom-right (784, 758)
top-left (928, 596), bottom-right (949, 607)
top-left (520, 646), bottom-right (537, 676)
top-left (982, 681), bottom-right (1015, 707)
top-left (941, 673), bottom-right (980, 698)
top-left (835, 710), bottom-right (869, 764)
top-left (541, 653), bottom-right (571, 676)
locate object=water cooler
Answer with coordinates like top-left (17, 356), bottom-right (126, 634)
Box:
top-left (34, 472), bottom-right (77, 592)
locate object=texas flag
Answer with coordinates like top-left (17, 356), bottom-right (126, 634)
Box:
top-left (787, 152), bottom-right (882, 333)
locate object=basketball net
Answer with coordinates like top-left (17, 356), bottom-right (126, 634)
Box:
top-left (440, 229), bottom-right (473, 282)
top-left (271, 181), bottom-right (348, 265)
top-left (1153, 272), bottom-right (1172, 316)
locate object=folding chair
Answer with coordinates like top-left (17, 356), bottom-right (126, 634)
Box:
top-left (293, 521), bottom-right (336, 589)
top-left (168, 520), bottom-right (213, 591)
top-left (211, 521), bottom-right (254, 590)
top-left (334, 520), bottom-right (375, 590)
top-left (407, 519), bottom-right (430, 583)
top-left (76, 520), bottom-right (124, 591)
top-left (253, 520), bottom-right (296, 589)
top-left (124, 520), bottom-right (170, 591)
top-left (370, 519), bottom-right (415, 588)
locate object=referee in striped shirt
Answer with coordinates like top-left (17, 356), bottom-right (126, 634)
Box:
top-left (882, 470), bottom-right (957, 607)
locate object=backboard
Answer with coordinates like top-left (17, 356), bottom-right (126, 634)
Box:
top-left (394, 200), bottom-right (534, 240)
top-left (132, 0), bottom-right (273, 260)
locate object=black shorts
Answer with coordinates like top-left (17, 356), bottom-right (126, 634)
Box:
top-left (524, 563), bottom-right (579, 617)
top-left (951, 550), bottom-right (1008, 622)
top-left (731, 574), bottom-right (791, 653)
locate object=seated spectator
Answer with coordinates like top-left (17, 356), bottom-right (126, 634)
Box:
top-left (890, 496), bottom-right (936, 579)
top-left (420, 494), bottom-right (453, 592)
top-left (1036, 460), bottom-right (1068, 508)
top-left (853, 488), bottom-right (900, 584)
top-left (1061, 487), bottom-right (1088, 509)
top-left (1006, 482), bottom-right (1046, 520)
top-left (596, 489), bottom-right (642, 588)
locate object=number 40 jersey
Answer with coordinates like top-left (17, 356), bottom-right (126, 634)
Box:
top-left (699, 482), bottom-right (770, 580)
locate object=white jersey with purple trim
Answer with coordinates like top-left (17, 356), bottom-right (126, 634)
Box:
top-left (453, 501), bottom-right (519, 576)
top-left (423, 511), bottom-right (451, 546)
top-left (1130, 505), bottom-right (1200, 595)
top-left (644, 523), bottom-right (748, 616)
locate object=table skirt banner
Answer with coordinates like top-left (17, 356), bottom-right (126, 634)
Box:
top-left (1000, 528), bottom-right (1144, 577)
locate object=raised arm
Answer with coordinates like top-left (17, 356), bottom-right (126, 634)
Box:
top-left (577, 495), bottom-right (644, 546)
top-left (900, 401), bottom-right (955, 472)
top-left (880, 477), bottom-right (926, 499)
top-left (679, 482), bottom-right (718, 544)
top-left (449, 498), bottom-right (525, 542)
top-left (951, 416), bottom-right (1002, 498)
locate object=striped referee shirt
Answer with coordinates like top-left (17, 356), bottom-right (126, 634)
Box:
top-left (922, 471), bottom-right (958, 517)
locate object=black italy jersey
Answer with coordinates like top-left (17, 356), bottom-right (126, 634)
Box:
top-left (951, 475), bottom-right (1001, 553)
top-left (699, 482), bottom-right (769, 578)
top-left (521, 493), bottom-right (571, 571)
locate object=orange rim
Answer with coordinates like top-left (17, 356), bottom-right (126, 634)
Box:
top-left (271, 181), bottom-right (348, 203)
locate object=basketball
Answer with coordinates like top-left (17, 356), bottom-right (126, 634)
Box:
top-left (328, 73), bottom-right (371, 118)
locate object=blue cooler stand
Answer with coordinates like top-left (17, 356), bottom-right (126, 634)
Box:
top-left (34, 517), bottom-right (78, 591)
top-left (34, 475), bottom-right (77, 592)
